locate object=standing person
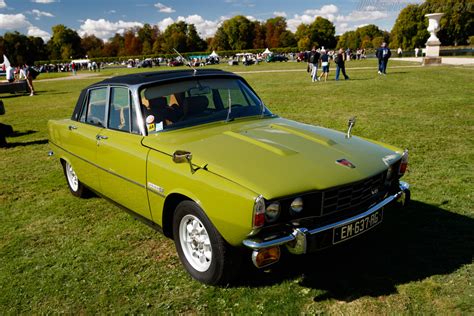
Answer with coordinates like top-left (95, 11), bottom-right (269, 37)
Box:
top-left (335, 48), bottom-right (349, 81)
top-left (415, 47), bottom-right (420, 57)
top-left (318, 50), bottom-right (330, 82)
top-left (397, 47), bottom-right (403, 57)
top-left (24, 64), bottom-right (36, 96)
top-left (308, 46), bottom-right (321, 82)
top-left (5, 65), bottom-right (15, 83)
top-left (71, 62), bottom-right (76, 75)
top-left (376, 42), bottom-right (391, 75)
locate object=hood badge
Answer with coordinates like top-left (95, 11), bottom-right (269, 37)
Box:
top-left (336, 158), bottom-right (356, 169)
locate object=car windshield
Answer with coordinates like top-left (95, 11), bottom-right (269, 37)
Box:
top-left (140, 77), bottom-right (273, 133)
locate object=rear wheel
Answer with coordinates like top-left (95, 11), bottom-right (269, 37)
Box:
top-left (172, 201), bottom-right (240, 285)
top-left (62, 161), bottom-right (89, 198)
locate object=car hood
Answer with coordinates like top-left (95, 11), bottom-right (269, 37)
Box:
top-left (142, 117), bottom-right (403, 199)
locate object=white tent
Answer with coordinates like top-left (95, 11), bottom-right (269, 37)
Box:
top-left (209, 50), bottom-right (219, 58)
top-left (262, 48), bottom-right (272, 55)
top-left (1, 55), bottom-right (11, 68)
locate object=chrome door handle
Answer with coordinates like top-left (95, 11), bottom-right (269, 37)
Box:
top-left (96, 134), bottom-right (108, 140)
top-left (68, 125), bottom-right (77, 130)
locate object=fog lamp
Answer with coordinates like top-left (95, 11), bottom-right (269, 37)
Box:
top-left (265, 202), bottom-right (280, 222)
top-left (290, 197), bottom-right (304, 214)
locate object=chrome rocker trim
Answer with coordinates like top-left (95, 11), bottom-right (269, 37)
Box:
top-left (243, 181), bottom-right (410, 254)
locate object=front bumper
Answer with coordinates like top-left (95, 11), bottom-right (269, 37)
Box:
top-left (243, 181), bottom-right (410, 255)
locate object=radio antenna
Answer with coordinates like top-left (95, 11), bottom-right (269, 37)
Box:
top-left (173, 48), bottom-right (197, 75)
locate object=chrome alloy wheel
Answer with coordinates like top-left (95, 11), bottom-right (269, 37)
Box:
top-left (65, 162), bottom-right (79, 192)
top-left (179, 214), bottom-right (212, 272)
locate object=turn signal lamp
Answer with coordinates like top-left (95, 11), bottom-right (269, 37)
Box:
top-left (399, 149), bottom-right (409, 175)
top-left (252, 247), bottom-right (281, 268)
top-left (253, 195), bottom-right (266, 228)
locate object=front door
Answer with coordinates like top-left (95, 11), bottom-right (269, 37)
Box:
top-left (96, 87), bottom-right (151, 219)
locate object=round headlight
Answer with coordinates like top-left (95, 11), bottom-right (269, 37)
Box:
top-left (290, 197), bottom-right (304, 214)
top-left (265, 202), bottom-right (280, 222)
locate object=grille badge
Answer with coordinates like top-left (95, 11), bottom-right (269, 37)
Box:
top-left (336, 158), bottom-right (356, 169)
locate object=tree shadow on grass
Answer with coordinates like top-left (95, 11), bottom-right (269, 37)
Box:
top-left (4, 139), bottom-right (48, 148)
top-left (8, 130), bottom-right (37, 137)
top-left (235, 201), bottom-right (473, 301)
top-left (0, 93), bottom-right (29, 99)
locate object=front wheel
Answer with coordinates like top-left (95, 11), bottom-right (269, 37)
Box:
top-left (172, 201), bottom-right (240, 285)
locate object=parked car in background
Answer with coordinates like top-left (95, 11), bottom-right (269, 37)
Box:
top-left (48, 69), bottom-right (410, 285)
top-left (168, 59), bottom-right (184, 67)
top-left (267, 54), bottom-right (289, 62)
top-left (137, 59), bottom-right (153, 68)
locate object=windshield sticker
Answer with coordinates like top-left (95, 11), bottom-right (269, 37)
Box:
top-left (155, 121), bottom-right (164, 132)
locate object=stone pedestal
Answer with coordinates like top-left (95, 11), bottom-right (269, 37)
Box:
top-left (422, 13), bottom-right (444, 66)
top-left (422, 56), bottom-right (442, 66)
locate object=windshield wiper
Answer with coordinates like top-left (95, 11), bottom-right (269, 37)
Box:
top-left (225, 89), bottom-right (233, 122)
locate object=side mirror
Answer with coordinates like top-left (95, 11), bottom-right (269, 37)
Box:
top-left (173, 150), bottom-right (192, 163)
top-left (173, 150), bottom-right (196, 174)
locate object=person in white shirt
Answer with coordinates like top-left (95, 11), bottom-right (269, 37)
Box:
top-left (6, 66), bottom-right (14, 83)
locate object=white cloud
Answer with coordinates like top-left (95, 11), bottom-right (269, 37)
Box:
top-left (31, 0), bottom-right (57, 3)
top-left (157, 17), bottom-right (175, 31)
top-left (335, 11), bottom-right (388, 23)
top-left (158, 15), bottom-right (223, 39)
top-left (27, 26), bottom-right (50, 41)
top-left (31, 9), bottom-right (54, 19)
top-left (0, 13), bottom-right (31, 29)
top-left (286, 5), bottom-right (390, 35)
top-left (78, 19), bottom-right (144, 41)
top-left (154, 2), bottom-right (175, 13)
top-left (273, 11), bottom-right (287, 18)
top-left (0, 12), bottom-right (50, 41)
top-left (287, 5), bottom-right (340, 32)
top-left (0, 0), bottom-right (6, 9)
top-left (304, 4), bottom-right (338, 17)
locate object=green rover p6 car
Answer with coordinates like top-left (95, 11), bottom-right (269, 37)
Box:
top-left (48, 69), bottom-right (410, 285)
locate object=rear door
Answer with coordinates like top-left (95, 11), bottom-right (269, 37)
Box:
top-left (65, 87), bottom-right (108, 191)
top-left (95, 86), bottom-right (151, 219)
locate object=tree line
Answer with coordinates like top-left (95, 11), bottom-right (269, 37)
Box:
top-left (0, 0), bottom-right (472, 65)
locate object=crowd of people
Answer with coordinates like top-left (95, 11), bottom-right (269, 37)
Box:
top-left (1, 64), bottom-right (37, 96)
top-left (305, 42), bottom-right (393, 82)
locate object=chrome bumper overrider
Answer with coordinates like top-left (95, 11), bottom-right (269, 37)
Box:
top-left (243, 181), bottom-right (410, 255)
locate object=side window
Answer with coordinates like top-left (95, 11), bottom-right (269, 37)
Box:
top-left (108, 87), bottom-right (130, 131)
top-left (83, 88), bottom-right (107, 127)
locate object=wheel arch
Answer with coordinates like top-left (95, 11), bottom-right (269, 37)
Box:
top-left (162, 192), bottom-right (192, 239)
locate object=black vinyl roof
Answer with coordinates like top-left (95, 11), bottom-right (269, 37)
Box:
top-left (90, 69), bottom-right (240, 87)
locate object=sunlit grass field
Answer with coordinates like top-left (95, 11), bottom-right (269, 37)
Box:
top-left (1, 60), bottom-right (473, 314)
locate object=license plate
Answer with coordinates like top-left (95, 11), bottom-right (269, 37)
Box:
top-left (333, 210), bottom-right (383, 244)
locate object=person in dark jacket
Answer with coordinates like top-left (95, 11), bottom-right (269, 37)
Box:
top-left (308, 46), bottom-right (321, 82)
top-left (335, 48), bottom-right (349, 80)
top-left (376, 42), bottom-right (391, 74)
top-left (318, 50), bottom-right (330, 82)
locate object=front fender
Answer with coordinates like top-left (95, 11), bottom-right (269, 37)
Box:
top-left (146, 149), bottom-right (258, 246)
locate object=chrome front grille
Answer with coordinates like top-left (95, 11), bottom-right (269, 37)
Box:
top-left (321, 172), bottom-right (385, 216)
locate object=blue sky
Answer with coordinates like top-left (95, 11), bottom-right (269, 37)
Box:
top-left (0, 0), bottom-right (422, 41)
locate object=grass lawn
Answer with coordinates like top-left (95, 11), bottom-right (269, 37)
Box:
top-left (0, 59), bottom-right (473, 314)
